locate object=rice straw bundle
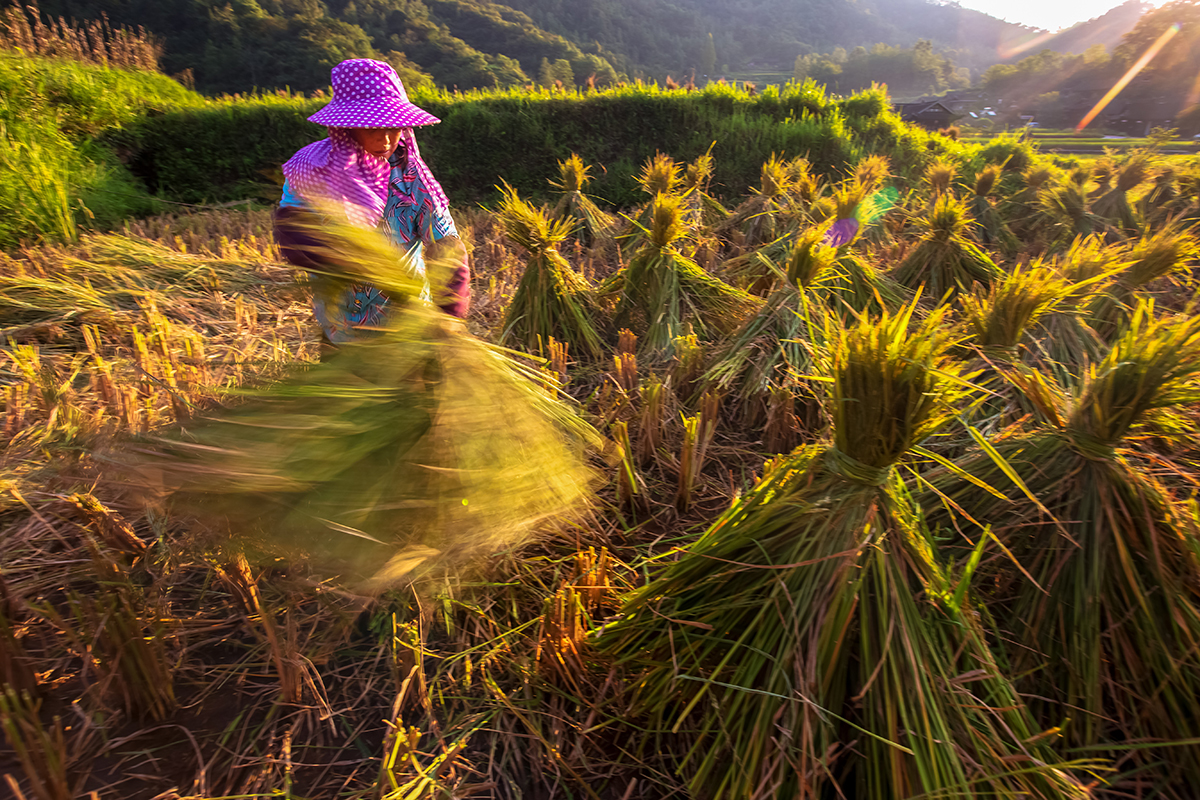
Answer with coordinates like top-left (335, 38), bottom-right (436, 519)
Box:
top-left (637, 151), bottom-right (682, 197)
top-left (1026, 235), bottom-right (1127, 381)
top-left (679, 150), bottom-right (728, 272)
top-left (596, 305), bottom-right (1092, 800)
top-left (1006, 163), bottom-right (1056, 237)
top-left (497, 183), bottom-right (604, 358)
top-left (1166, 159), bottom-right (1200, 222)
top-left (785, 155), bottom-right (822, 210)
top-left (923, 158), bottom-right (958, 206)
top-left (1141, 164), bottom-right (1178, 226)
top-left (620, 152), bottom-right (685, 255)
top-left (700, 228), bottom-right (834, 423)
top-left (852, 154), bottom-right (891, 193)
top-left (893, 193), bottom-right (1000, 300)
top-left (600, 193), bottom-right (760, 355)
top-left (920, 301), bottom-right (1200, 796)
top-left (128, 213), bottom-right (598, 591)
top-left (970, 164), bottom-right (1019, 257)
top-left (1038, 172), bottom-right (1101, 250)
top-left (680, 149), bottom-right (728, 230)
top-left (719, 154), bottom-right (796, 255)
top-left (1088, 224), bottom-right (1199, 337)
top-left (958, 262), bottom-right (1074, 427)
top-left (550, 153), bottom-right (619, 254)
top-left (1091, 151), bottom-right (1152, 239)
top-left (960, 262), bottom-right (1072, 353)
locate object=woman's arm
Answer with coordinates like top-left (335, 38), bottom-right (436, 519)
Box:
top-left (427, 234), bottom-right (471, 319)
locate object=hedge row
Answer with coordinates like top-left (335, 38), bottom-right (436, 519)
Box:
top-left (115, 81), bottom-right (984, 210)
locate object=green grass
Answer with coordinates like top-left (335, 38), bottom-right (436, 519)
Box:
top-left (0, 52), bottom-right (204, 246)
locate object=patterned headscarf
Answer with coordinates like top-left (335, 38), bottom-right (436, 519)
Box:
top-left (282, 127), bottom-right (450, 228)
top-left (282, 128), bottom-right (390, 229)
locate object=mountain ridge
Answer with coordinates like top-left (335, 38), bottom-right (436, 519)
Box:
top-left (24, 0), bottom-right (1148, 93)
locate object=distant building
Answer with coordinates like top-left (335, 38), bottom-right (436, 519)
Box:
top-left (893, 101), bottom-right (960, 129)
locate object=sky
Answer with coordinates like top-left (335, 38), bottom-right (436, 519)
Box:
top-left (949, 0), bottom-right (1160, 32)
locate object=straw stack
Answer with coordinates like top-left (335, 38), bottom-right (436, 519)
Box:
top-left (921, 301), bottom-right (1200, 797)
top-left (498, 182), bottom-right (604, 358)
top-left (596, 305), bottom-right (1092, 800)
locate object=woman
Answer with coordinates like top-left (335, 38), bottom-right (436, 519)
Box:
top-left (273, 58), bottom-right (470, 344)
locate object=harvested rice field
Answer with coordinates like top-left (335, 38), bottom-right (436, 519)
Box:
top-left (3, 134), bottom-right (1200, 800)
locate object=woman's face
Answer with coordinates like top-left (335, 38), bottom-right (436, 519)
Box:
top-left (349, 127), bottom-right (405, 159)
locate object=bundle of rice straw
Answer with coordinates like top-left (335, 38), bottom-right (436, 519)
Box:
top-left (1038, 170), bottom-right (1102, 250)
top-left (922, 158), bottom-right (958, 207)
top-left (595, 304), bottom-right (1094, 800)
top-left (1091, 151), bottom-right (1152, 239)
top-left (679, 149), bottom-right (728, 273)
top-left (970, 164), bottom-right (1019, 257)
top-left (498, 182), bottom-right (604, 358)
top-left (920, 300), bottom-right (1200, 796)
top-left (619, 151), bottom-right (684, 256)
top-left (1006, 163), bottom-right (1056, 238)
top-left (1087, 224), bottom-right (1199, 338)
top-left (550, 153), bottom-right (619, 254)
top-left (718, 153), bottom-right (796, 256)
top-left (679, 148), bottom-right (728, 230)
top-left (700, 227), bottom-right (834, 423)
top-left (128, 213), bottom-right (598, 591)
top-left (893, 193), bottom-right (1000, 300)
top-left (599, 193), bottom-right (760, 355)
top-left (1027, 235), bottom-right (1128, 381)
top-left (956, 262), bottom-right (1075, 430)
top-left (1141, 164), bottom-right (1178, 227)
top-left (725, 175), bottom-right (899, 305)
top-left (785, 155), bottom-right (822, 211)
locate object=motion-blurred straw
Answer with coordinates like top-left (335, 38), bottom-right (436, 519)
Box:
top-left (126, 212), bottom-right (599, 592)
top-left (596, 303), bottom-right (1093, 800)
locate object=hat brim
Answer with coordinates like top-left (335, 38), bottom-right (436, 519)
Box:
top-left (308, 98), bottom-right (440, 128)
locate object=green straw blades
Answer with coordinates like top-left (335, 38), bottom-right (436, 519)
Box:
top-left (497, 183), bottom-right (604, 358)
top-left (601, 193), bottom-right (760, 355)
top-left (893, 194), bottom-right (1000, 300)
top-left (132, 216), bottom-right (598, 591)
top-left (595, 306), bottom-right (1089, 800)
top-left (921, 302), bottom-right (1200, 795)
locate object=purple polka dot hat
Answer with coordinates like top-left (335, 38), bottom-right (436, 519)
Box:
top-left (308, 59), bottom-right (440, 129)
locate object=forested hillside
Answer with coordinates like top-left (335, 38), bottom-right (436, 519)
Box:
top-left (24, 0), bottom-right (1110, 95)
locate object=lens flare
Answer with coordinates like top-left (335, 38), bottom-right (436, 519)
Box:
top-left (1076, 23), bottom-right (1181, 132)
